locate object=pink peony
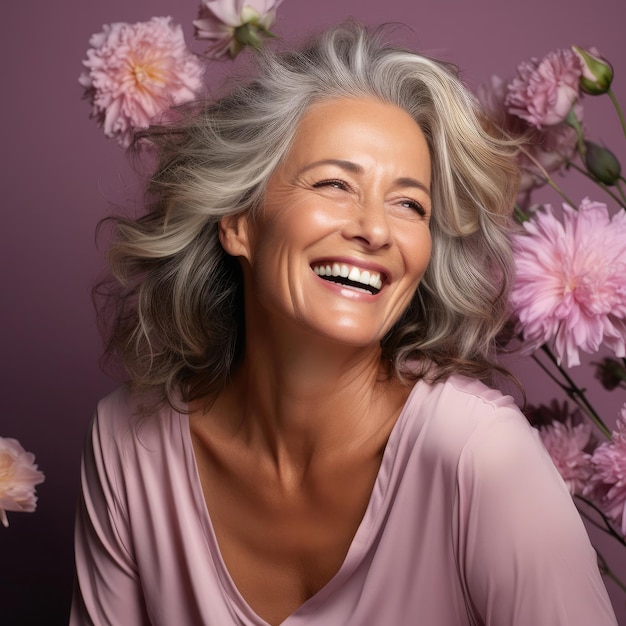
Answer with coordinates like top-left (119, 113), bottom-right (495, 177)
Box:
top-left (539, 419), bottom-right (593, 496)
top-left (0, 437), bottom-right (45, 527)
top-left (477, 75), bottom-right (579, 192)
top-left (80, 17), bottom-right (205, 147)
top-left (506, 48), bottom-right (582, 128)
top-left (511, 198), bottom-right (626, 366)
top-left (584, 405), bottom-right (626, 534)
top-left (194, 0), bottom-right (283, 59)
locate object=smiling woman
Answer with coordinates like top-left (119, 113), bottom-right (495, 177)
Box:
top-left (219, 97), bottom-right (432, 348)
top-left (72, 21), bottom-right (617, 626)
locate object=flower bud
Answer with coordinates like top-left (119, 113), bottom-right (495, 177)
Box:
top-left (594, 357), bottom-right (626, 390)
top-left (572, 46), bottom-right (614, 95)
top-left (234, 22), bottom-right (265, 50)
top-left (231, 7), bottom-right (275, 56)
top-left (584, 141), bottom-right (621, 185)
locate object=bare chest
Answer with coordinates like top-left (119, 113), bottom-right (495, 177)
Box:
top-left (190, 433), bottom-right (383, 625)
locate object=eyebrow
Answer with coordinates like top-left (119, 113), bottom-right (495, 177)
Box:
top-left (298, 159), bottom-right (431, 197)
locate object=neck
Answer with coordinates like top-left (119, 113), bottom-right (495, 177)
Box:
top-left (217, 314), bottom-right (405, 477)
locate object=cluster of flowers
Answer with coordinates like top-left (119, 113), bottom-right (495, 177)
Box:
top-left (78, 2), bottom-right (626, 585)
top-left (79, 0), bottom-right (283, 148)
top-left (478, 46), bottom-right (626, 566)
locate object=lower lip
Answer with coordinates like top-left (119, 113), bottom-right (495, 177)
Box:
top-left (313, 273), bottom-right (381, 300)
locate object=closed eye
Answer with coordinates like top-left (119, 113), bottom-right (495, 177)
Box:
top-left (312, 179), bottom-right (350, 191)
top-left (399, 199), bottom-right (427, 217)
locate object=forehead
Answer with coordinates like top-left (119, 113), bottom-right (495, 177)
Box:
top-left (282, 97), bottom-right (431, 179)
top-left (293, 96), bottom-right (424, 141)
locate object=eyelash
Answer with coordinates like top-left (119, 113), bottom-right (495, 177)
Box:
top-left (312, 179), bottom-right (426, 217)
top-left (312, 179), bottom-right (349, 191)
top-left (399, 199), bottom-right (427, 217)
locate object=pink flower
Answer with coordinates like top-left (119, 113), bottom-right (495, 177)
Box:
top-left (511, 198), bottom-right (626, 366)
top-left (506, 49), bottom-right (582, 128)
top-left (477, 76), bottom-right (579, 192)
top-left (539, 419), bottom-right (593, 496)
top-left (80, 17), bottom-right (205, 147)
top-left (0, 437), bottom-right (45, 527)
top-left (584, 405), bottom-right (626, 534)
top-left (194, 0), bottom-right (283, 59)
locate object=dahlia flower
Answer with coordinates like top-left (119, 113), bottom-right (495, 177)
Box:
top-left (477, 75), bottom-right (579, 192)
top-left (511, 198), bottom-right (626, 366)
top-left (506, 48), bottom-right (582, 128)
top-left (0, 437), bottom-right (45, 527)
top-left (194, 0), bottom-right (283, 59)
top-left (80, 17), bottom-right (205, 147)
top-left (584, 405), bottom-right (626, 535)
top-left (539, 419), bottom-right (593, 496)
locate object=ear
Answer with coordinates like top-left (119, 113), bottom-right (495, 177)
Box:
top-left (218, 212), bottom-right (252, 260)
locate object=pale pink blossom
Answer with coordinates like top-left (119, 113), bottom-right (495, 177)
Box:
top-left (506, 48), bottom-right (582, 128)
top-left (584, 405), bottom-right (626, 534)
top-left (194, 0), bottom-right (283, 59)
top-left (80, 17), bottom-right (205, 147)
top-left (539, 419), bottom-right (593, 495)
top-left (511, 198), bottom-right (626, 366)
top-left (0, 437), bottom-right (45, 527)
top-left (477, 75), bottom-right (579, 192)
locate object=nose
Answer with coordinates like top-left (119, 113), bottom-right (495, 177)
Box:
top-left (342, 197), bottom-right (392, 250)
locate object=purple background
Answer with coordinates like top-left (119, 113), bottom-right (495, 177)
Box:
top-left (2, 0), bottom-right (625, 623)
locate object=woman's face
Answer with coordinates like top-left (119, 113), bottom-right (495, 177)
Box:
top-left (220, 97), bottom-right (432, 348)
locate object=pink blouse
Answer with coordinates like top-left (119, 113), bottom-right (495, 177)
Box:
top-left (71, 375), bottom-right (617, 625)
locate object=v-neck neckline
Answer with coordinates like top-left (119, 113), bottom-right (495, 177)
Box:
top-left (180, 379), bottom-right (424, 625)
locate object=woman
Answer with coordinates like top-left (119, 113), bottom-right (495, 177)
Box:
top-left (71, 22), bottom-right (617, 625)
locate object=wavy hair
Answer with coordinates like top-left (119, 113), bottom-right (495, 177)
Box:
top-left (97, 21), bottom-right (520, 409)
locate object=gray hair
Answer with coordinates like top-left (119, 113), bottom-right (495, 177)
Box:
top-left (98, 21), bottom-right (520, 409)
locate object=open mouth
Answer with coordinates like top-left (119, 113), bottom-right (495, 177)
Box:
top-left (311, 262), bottom-right (384, 295)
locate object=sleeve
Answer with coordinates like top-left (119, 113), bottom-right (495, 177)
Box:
top-left (70, 409), bottom-right (151, 626)
top-left (455, 409), bottom-right (618, 626)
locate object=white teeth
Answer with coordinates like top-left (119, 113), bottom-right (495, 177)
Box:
top-left (313, 263), bottom-right (383, 291)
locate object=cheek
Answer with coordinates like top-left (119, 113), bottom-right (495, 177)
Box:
top-left (401, 228), bottom-right (432, 278)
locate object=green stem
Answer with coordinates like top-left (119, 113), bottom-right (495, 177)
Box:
top-left (531, 352), bottom-right (568, 389)
top-left (616, 178), bottom-right (626, 207)
top-left (518, 146), bottom-right (578, 207)
top-left (540, 345), bottom-right (612, 438)
top-left (575, 496), bottom-right (626, 547)
top-left (608, 88), bottom-right (626, 140)
top-left (596, 550), bottom-right (626, 596)
top-left (577, 506), bottom-right (613, 536)
top-left (565, 160), bottom-right (625, 206)
top-left (565, 109), bottom-right (586, 156)
top-left (513, 203), bottom-right (529, 223)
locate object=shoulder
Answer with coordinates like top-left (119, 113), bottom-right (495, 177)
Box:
top-left (89, 385), bottom-right (183, 468)
top-left (408, 374), bottom-right (535, 466)
top-left (413, 375), bottom-right (566, 504)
